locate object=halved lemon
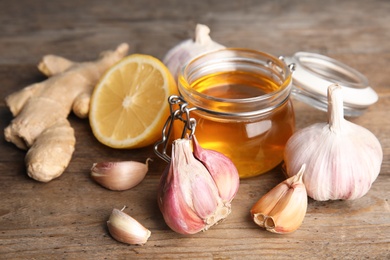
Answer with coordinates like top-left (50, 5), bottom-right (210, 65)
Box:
top-left (89, 54), bottom-right (177, 149)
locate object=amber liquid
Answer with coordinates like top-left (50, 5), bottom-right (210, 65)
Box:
top-left (177, 71), bottom-right (295, 178)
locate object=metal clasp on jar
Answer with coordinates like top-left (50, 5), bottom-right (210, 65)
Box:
top-left (154, 95), bottom-right (197, 163)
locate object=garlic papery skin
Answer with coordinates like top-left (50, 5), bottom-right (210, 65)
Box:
top-left (250, 164), bottom-right (307, 234)
top-left (163, 24), bottom-right (225, 81)
top-left (91, 159), bottom-right (150, 191)
top-left (284, 84), bottom-right (383, 201)
top-left (107, 208), bottom-right (151, 245)
top-left (192, 135), bottom-right (240, 203)
top-left (157, 136), bottom-right (238, 235)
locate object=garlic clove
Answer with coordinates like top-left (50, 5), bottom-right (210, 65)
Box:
top-left (107, 208), bottom-right (151, 245)
top-left (192, 135), bottom-right (240, 203)
top-left (250, 164), bottom-right (307, 234)
top-left (284, 84), bottom-right (383, 201)
top-left (158, 137), bottom-right (237, 235)
top-left (163, 24), bottom-right (225, 81)
top-left (91, 159), bottom-right (150, 191)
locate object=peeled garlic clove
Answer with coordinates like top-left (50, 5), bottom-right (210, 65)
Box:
top-left (91, 159), bottom-right (150, 191)
top-left (192, 135), bottom-right (240, 203)
top-left (284, 84), bottom-right (383, 201)
top-left (158, 137), bottom-right (238, 235)
top-left (251, 164), bottom-right (307, 234)
top-left (107, 208), bottom-right (151, 245)
top-left (163, 24), bottom-right (225, 80)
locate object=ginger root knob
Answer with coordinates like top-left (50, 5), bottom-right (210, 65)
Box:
top-left (4, 43), bottom-right (129, 182)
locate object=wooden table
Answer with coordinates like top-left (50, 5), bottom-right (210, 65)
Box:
top-left (1, 0), bottom-right (389, 259)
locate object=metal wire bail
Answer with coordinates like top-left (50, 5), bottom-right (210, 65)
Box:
top-left (154, 95), bottom-right (197, 163)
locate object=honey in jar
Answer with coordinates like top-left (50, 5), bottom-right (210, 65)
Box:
top-left (175, 48), bottom-right (295, 178)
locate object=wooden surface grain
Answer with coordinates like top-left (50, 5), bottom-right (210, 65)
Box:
top-left (0, 0), bottom-right (389, 259)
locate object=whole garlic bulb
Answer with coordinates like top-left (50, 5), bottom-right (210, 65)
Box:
top-left (157, 136), bottom-right (239, 235)
top-left (163, 24), bottom-right (225, 81)
top-left (284, 84), bottom-right (383, 201)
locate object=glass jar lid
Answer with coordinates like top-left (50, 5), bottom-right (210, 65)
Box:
top-left (284, 52), bottom-right (378, 117)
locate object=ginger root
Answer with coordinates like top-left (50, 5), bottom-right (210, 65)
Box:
top-left (4, 43), bottom-right (129, 182)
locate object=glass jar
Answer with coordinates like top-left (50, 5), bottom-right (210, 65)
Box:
top-left (174, 48), bottom-right (295, 178)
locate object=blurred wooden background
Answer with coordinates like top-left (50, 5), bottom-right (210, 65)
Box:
top-left (0, 0), bottom-right (389, 259)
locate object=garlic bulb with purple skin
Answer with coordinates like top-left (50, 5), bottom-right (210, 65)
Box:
top-left (284, 84), bottom-right (383, 201)
top-left (163, 24), bottom-right (225, 81)
top-left (157, 136), bottom-right (239, 235)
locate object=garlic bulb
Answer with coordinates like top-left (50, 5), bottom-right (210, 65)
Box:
top-left (163, 24), bottom-right (225, 80)
top-left (91, 159), bottom-right (150, 191)
top-left (157, 136), bottom-right (239, 235)
top-left (250, 164), bottom-right (307, 234)
top-left (284, 84), bottom-right (383, 201)
top-left (107, 207), bottom-right (151, 245)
